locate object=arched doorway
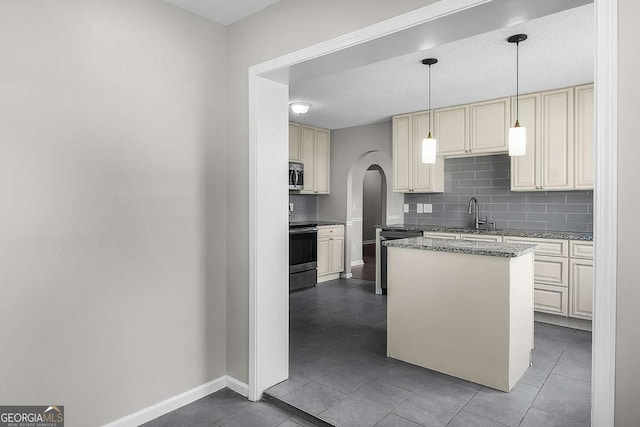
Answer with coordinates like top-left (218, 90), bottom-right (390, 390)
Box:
top-left (352, 165), bottom-right (386, 281)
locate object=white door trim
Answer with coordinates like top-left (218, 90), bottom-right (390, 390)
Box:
top-left (248, 0), bottom-right (492, 401)
top-left (248, 3), bottom-right (618, 426)
top-left (592, 0), bottom-right (617, 425)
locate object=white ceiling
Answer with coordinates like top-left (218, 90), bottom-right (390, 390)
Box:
top-left (289, 4), bottom-right (594, 130)
top-left (163, 0), bottom-right (282, 25)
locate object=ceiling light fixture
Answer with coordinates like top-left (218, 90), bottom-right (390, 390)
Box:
top-left (290, 102), bottom-right (311, 115)
top-left (508, 34), bottom-right (528, 156)
top-left (421, 58), bottom-right (438, 164)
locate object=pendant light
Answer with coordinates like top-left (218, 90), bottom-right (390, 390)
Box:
top-left (421, 58), bottom-right (438, 164)
top-left (508, 34), bottom-right (527, 156)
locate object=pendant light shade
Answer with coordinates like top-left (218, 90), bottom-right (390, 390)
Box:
top-left (422, 133), bottom-right (437, 164)
top-left (421, 58), bottom-right (438, 164)
top-left (509, 122), bottom-right (526, 156)
top-left (508, 34), bottom-right (527, 157)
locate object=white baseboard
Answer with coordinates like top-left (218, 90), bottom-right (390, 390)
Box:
top-left (351, 259), bottom-right (364, 267)
top-left (102, 376), bottom-right (248, 427)
top-left (341, 272), bottom-right (352, 279)
top-left (535, 312), bottom-right (592, 331)
top-left (226, 376), bottom-right (249, 397)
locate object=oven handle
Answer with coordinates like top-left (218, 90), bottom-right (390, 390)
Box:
top-left (289, 227), bottom-right (318, 234)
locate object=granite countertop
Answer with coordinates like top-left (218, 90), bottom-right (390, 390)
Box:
top-left (289, 220), bottom-right (344, 227)
top-left (382, 237), bottom-right (537, 258)
top-left (377, 224), bottom-right (592, 241)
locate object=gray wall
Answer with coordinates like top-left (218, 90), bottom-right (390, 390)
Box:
top-left (224, 0), bottom-right (437, 382)
top-left (617, 0), bottom-right (640, 424)
top-left (0, 1), bottom-right (228, 425)
top-left (363, 169), bottom-right (383, 242)
top-left (404, 155), bottom-right (593, 232)
top-left (319, 121), bottom-right (403, 268)
top-left (289, 194), bottom-right (317, 222)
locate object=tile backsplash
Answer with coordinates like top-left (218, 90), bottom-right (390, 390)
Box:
top-left (404, 155), bottom-right (593, 232)
top-left (289, 194), bottom-right (317, 222)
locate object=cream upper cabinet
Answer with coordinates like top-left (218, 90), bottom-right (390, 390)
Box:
top-left (301, 125), bottom-right (316, 193)
top-left (574, 84), bottom-right (594, 189)
top-left (510, 93), bottom-right (541, 191)
top-left (392, 112), bottom-right (444, 193)
top-left (393, 114), bottom-right (412, 192)
top-left (469, 98), bottom-right (510, 154)
top-left (434, 105), bottom-right (468, 155)
top-left (315, 129), bottom-right (330, 194)
top-left (289, 122), bottom-right (301, 162)
top-left (299, 124), bottom-right (330, 194)
top-left (412, 111), bottom-right (444, 192)
top-left (541, 87), bottom-right (574, 190)
top-left (511, 87), bottom-right (582, 192)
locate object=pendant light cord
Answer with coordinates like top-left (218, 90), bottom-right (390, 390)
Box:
top-left (516, 41), bottom-right (519, 123)
top-left (428, 64), bottom-right (432, 135)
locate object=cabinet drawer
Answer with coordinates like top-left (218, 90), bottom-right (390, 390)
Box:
top-left (534, 284), bottom-right (568, 316)
top-left (318, 225), bottom-right (343, 238)
top-left (534, 255), bottom-right (569, 287)
top-left (423, 232), bottom-right (459, 239)
top-left (503, 236), bottom-right (568, 257)
top-left (570, 241), bottom-right (594, 259)
top-left (460, 234), bottom-right (503, 243)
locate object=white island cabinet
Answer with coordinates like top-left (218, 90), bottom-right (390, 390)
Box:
top-left (384, 237), bottom-right (535, 392)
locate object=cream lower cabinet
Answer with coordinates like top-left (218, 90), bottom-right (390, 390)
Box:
top-left (569, 241), bottom-right (594, 319)
top-left (317, 225), bottom-right (344, 283)
top-left (504, 236), bottom-right (593, 320)
top-left (392, 113), bottom-right (444, 193)
top-left (300, 124), bottom-right (330, 194)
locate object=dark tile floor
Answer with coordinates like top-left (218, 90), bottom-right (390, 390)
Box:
top-left (266, 278), bottom-right (592, 427)
top-left (142, 387), bottom-right (316, 427)
top-left (350, 244), bottom-right (376, 282)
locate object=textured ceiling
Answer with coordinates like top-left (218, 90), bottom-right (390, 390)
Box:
top-left (289, 4), bottom-right (594, 130)
top-left (163, 0), bottom-right (282, 25)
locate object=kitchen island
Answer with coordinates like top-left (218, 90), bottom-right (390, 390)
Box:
top-left (383, 237), bottom-right (536, 392)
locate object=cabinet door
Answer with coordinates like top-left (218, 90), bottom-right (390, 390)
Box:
top-left (434, 105), bottom-right (468, 156)
top-left (574, 84), bottom-right (594, 189)
top-left (570, 259), bottom-right (593, 320)
top-left (470, 98), bottom-right (510, 154)
top-left (412, 112), bottom-right (444, 192)
top-left (289, 122), bottom-right (301, 162)
top-left (393, 115), bottom-right (412, 192)
top-left (316, 129), bottom-right (330, 194)
top-left (541, 88), bottom-right (574, 190)
top-left (330, 237), bottom-right (344, 274)
top-left (317, 238), bottom-right (330, 276)
top-left (300, 126), bottom-right (316, 193)
top-left (510, 93), bottom-right (541, 191)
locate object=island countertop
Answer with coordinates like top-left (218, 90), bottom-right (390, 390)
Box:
top-left (376, 224), bottom-right (592, 241)
top-left (383, 236), bottom-right (537, 258)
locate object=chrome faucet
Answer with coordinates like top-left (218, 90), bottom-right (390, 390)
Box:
top-left (467, 197), bottom-right (488, 230)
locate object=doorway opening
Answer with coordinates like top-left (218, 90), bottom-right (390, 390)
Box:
top-left (352, 165), bottom-right (386, 282)
top-left (249, 1), bottom-right (617, 424)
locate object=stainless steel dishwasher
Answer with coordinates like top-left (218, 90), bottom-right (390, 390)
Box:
top-left (379, 229), bottom-right (423, 292)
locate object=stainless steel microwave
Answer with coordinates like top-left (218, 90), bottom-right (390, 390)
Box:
top-left (289, 162), bottom-right (304, 190)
